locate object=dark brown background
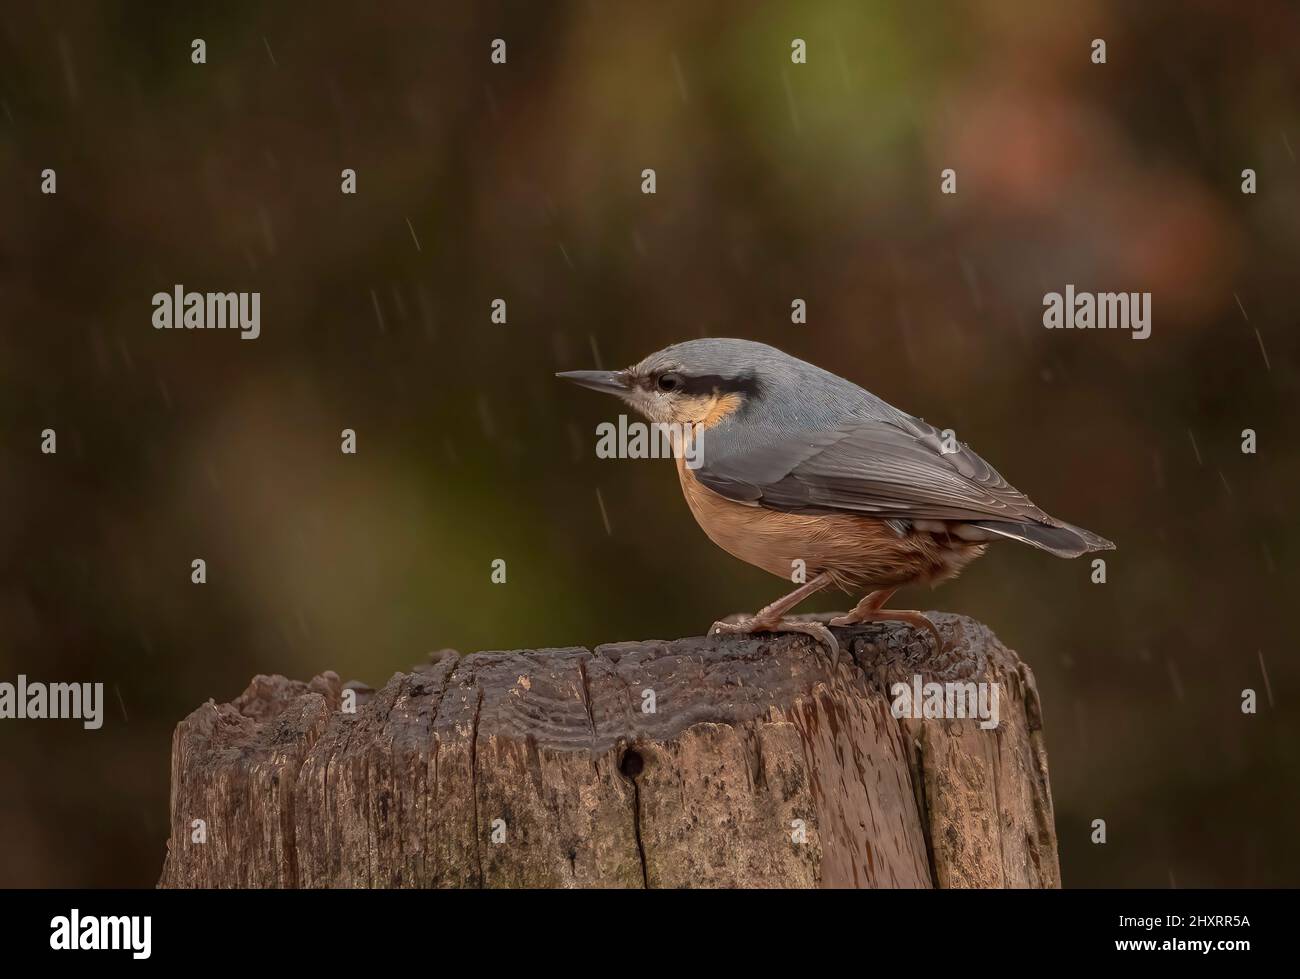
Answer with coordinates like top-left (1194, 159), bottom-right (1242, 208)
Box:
top-left (1, 0), bottom-right (1297, 887)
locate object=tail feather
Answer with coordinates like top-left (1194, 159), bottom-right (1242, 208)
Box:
top-left (969, 519), bottom-right (1114, 558)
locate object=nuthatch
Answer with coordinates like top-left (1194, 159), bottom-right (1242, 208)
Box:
top-left (559, 338), bottom-right (1113, 663)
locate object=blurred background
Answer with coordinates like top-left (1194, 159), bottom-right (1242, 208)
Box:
top-left (1, 0), bottom-right (1297, 887)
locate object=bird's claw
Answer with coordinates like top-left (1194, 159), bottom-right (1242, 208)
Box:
top-left (828, 610), bottom-right (946, 654)
top-left (709, 616), bottom-right (842, 668)
top-left (794, 621), bottom-right (841, 668)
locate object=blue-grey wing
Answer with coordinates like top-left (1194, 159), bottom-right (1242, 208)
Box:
top-left (698, 413), bottom-right (1039, 518)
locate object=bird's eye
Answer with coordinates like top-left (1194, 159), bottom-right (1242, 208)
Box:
top-left (657, 372), bottom-right (682, 393)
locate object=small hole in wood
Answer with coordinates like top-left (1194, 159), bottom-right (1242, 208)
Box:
top-left (620, 748), bottom-right (644, 778)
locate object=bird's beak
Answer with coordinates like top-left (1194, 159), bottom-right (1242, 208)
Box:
top-left (555, 369), bottom-right (631, 396)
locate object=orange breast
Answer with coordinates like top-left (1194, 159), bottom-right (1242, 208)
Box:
top-left (675, 457), bottom-right (984, 591)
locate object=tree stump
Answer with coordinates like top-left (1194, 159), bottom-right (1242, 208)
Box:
top-left (158, 613), bottom-right (1060, 888)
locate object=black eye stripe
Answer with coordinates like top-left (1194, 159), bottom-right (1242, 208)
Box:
top-left (635, 371), bottom-right (760, 398)
top-left (675, 372), bottom-right (761, 397)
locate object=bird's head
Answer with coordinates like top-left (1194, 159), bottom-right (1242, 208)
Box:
top-left (556, 338), bottom-right (774, 428)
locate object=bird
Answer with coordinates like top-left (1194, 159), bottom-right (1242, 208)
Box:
top-left (558, 338), bottom-right (1114, 664)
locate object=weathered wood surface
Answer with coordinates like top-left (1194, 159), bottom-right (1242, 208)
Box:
top-left (158, 613), bottom-right (1060, 888)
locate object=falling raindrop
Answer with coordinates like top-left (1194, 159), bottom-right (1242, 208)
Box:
top-left (1253, 328), bottom-right (1270, 371)
top-left (57, 34), bottom-right (79, 103)
top-left (670, 52), bottom-right (689, 103)
top-left (1165, 658), bottom-right (1185, 703)
top-left (781, 69), bottom-right (800, 134)
top-left (1233, 292), bottom-right (1249, 321)
top-left (595, 487), bottom-right (613, 535)
top-left (1257, 651), bottom-right (1275, 708)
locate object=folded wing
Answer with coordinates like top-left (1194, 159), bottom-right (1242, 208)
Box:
top-left (696, 414), bottom-right (1113, 557)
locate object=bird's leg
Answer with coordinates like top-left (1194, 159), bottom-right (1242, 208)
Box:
top-left (709, 573), bottom-right (831, 631)
top-left (709, 572), bottom-right (841, 664)
top-left (830, 587), bottom-right (945, 650)
top-left (829, 587), bottom-right (896, 624)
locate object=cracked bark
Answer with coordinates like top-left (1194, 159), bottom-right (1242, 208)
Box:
top-left (158, 613), bottom-right (1060, 888)
top-left (621, 749), bottom-right (650, 888)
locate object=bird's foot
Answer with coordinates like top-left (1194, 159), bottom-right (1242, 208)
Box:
top-left (828, 607), bottom-right (945, 652)
top-left (710, 615), bottom-right (842, 667)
